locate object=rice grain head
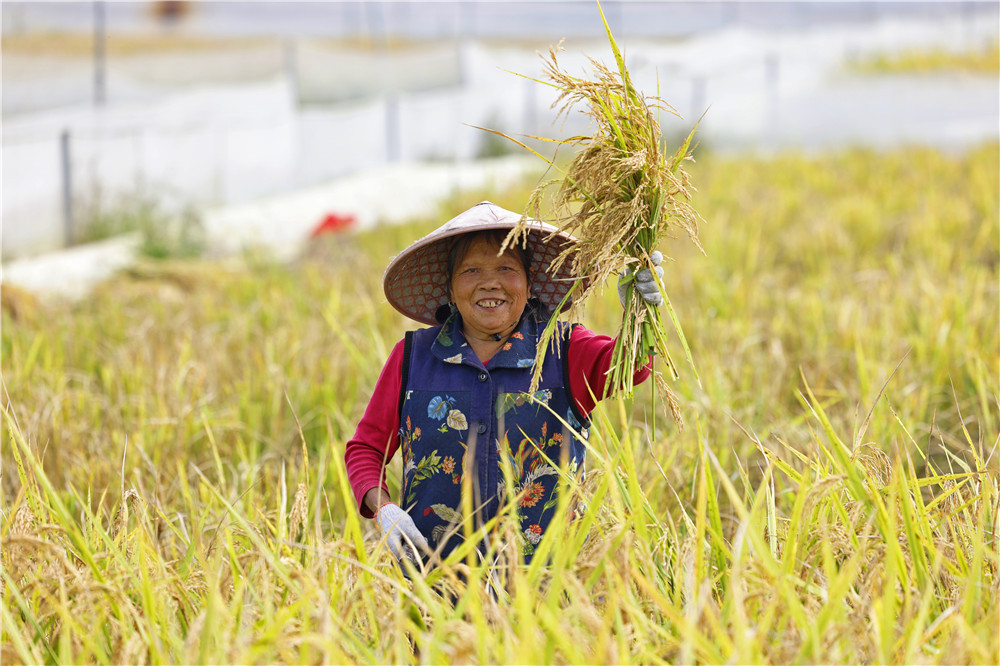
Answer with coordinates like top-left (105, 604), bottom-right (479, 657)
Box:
top-left (288, 482), bottom-right (308, 543)
top-left (503, 27), bottom-right (705, 416)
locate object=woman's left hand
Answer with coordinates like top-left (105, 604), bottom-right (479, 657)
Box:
top-left (618, 251), bottom-right (664, 307)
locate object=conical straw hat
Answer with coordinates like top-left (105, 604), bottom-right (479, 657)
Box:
top-left (383, 201), bottom-right (581, 326)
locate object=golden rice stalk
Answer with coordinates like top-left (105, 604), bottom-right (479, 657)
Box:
top-left (498, 3), bottom-right (704, 420)
top-left (288, 482), bottom-right (309, 543)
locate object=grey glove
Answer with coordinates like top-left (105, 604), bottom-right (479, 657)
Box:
top-left (374, 502), bottom-right (429, 565)
top-left (618, 250), bottom-right (664, 307)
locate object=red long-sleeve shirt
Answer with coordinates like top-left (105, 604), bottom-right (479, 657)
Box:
top-left (344, 325), bottom-right (651, 517)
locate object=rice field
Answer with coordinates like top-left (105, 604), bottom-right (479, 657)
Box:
top-left (849, 40), bottom-right (1000, 75)
top-left (2, 142), bottom-right (998, 664)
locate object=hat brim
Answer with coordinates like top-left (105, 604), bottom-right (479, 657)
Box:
top-left (383, 202), bottom-right (582, 326)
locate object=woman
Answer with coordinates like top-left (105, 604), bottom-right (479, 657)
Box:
top-left (345, 201), bottom-right (662, 566)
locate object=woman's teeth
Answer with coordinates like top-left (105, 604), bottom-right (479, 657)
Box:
top-left (478, 299), bottom-right (503, 308)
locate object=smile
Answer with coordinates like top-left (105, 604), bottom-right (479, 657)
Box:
top-left (477, 299), bottom-right (505, 308)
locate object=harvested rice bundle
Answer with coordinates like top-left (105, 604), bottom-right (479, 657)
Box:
top-left (498, 6), bottom-right (704, 425)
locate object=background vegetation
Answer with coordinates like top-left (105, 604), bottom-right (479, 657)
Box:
top-left (2, 142), bottom-right (997, 664)
top-left (848, 40), bottom-right (1000, 75)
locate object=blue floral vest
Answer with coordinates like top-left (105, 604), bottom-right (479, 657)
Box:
top-left (397, 313), bottom-right (591, 561)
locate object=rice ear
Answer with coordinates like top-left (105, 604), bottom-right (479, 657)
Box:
top-left (497, 4), bottom-right (706, 423)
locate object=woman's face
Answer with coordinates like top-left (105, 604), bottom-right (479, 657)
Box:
top-left (449, 235), bottom-right (529, 342)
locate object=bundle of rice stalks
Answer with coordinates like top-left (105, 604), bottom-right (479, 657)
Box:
top-left (495, 4), bottom-right (704, 424)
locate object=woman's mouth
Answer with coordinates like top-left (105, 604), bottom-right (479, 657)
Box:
top-left (477, 299), bottom-right (504, 309)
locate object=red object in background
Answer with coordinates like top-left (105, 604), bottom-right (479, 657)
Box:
top-left (310, 212), bottom-right (357, 238)
top-left (152, 1), bottom-right (190, 22)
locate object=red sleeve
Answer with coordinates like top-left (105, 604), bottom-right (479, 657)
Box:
top-left (567, 325), bottom-right (653, 417)
top-left (344, 338), bottom-right (405, 518)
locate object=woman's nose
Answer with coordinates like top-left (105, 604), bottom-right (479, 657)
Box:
top-left (479, 273), bottom-right (501, 287)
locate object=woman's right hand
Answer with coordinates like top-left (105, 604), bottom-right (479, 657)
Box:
top-left (374, 502), bottom-right (430, 565)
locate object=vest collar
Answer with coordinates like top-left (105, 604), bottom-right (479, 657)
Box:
top-left (432, 311), bottom-right (540, 370)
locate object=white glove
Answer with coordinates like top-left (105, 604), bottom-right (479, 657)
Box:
top-left (374, 502), bottom-right (429, 565)
top-left (618, 250), bottom-right (664, 307)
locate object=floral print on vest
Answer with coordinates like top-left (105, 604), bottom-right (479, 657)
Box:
top-left (399, 313), bottom-right (591, 562)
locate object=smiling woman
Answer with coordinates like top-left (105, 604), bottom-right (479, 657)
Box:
top-left (447, 231), bottom-right (529, 360)
top-left (343, 200), bottom-right (664, 571)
